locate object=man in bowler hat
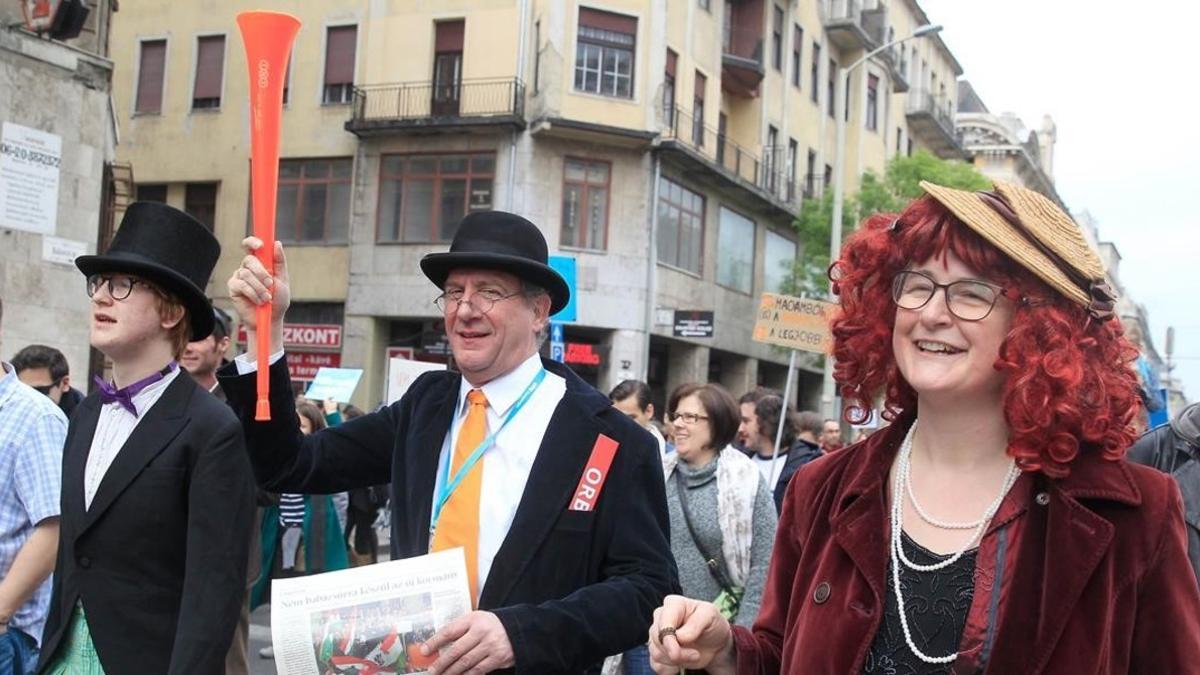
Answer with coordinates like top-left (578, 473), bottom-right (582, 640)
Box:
top-left (37, 202), bottom-right (256, 674)
top-left (220, 211), bottom-right (677, 673)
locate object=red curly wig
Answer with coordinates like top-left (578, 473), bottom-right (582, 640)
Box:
top-left (830, 196), bottom-right (1141, 477)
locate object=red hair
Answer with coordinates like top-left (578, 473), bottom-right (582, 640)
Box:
top-left (830, 196), bottom-right (1141, 477)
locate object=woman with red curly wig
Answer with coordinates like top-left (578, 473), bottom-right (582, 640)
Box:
top-left (646, 180), bottom-right (1200, 674)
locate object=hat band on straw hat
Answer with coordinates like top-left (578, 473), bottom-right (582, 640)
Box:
top-left (974, 191), bottom-right (1117, 321)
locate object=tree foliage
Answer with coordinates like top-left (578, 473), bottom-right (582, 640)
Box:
top-left (786, 151), bottom-right (989, 297)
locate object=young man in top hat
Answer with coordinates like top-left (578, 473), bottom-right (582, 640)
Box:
top-left (219, 211), bottom-right (677, 673)
top-left (37, 202), bottom-right (256, 675)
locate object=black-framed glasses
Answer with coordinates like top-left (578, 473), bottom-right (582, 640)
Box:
top-left (86, 274), bottom-right (151, 301)
top-left (669, 411), bottom-right (709, 425)
top-left (433, 288), bottom-right (523, 315)
top-left (891, 270), bottom-right (1008, 322)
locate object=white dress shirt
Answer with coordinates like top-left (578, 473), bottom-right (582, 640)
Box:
top-left (85, 367), bottom-right (181, 509)
top-left (434, 353), bottom-right (565, 599)
top-left (236, 350), bottom-right (567, 599)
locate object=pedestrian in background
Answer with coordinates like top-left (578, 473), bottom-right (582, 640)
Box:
top-left (10, 345), bottom-right (84, 420)
top-left (0, 300), bottom-right (67, 674)
top-left (609, 380), bottom-right (667, 456)
top-left (648, 180), bottom-right (1200, 673)
top-left (819, 417), bottom-right (844, 453)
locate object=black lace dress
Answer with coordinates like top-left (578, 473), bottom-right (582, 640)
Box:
top-left (863, 532), bottom-right (978, 675)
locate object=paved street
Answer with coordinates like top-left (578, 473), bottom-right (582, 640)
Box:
top-left (248, 604), bottom-right (276, 675)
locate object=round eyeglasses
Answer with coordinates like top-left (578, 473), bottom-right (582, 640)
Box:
top-left (433, 288), bottom-right (523, 315)
top-left (86, 274), bottom-right (152, 301)
top-left (891, 270), bottom-right (1008, 322)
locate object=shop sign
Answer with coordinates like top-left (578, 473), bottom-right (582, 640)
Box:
top-left (287, 351), bottom-right (342, 381)
top-left (673, 310), bottom-right (714, 338)
top-left (238, 323), bottom-right (342, 349)
top-left (564, 343), bottom-right (602, 367)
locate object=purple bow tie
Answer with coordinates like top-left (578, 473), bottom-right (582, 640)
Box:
top-left (94, 362), bottom-right (178, 417)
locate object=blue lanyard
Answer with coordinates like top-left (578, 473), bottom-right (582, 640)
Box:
top-left (430, 368), bottom-right (547, 537)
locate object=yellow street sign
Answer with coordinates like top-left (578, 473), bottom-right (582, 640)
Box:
top-left (752, 293), bottom-right (836, 354)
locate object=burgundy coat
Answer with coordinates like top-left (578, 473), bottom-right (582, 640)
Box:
top-left (733, 414), bottom-right (1200, 674)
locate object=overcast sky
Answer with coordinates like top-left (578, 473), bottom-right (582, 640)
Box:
top-left (918, 0), bottom-right (1199, 403)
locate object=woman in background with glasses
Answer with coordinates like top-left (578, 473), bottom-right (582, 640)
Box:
top-left (647, 181), bottom-right (1200, 673)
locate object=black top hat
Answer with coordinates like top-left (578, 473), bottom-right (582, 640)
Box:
top-left (420, 211), bottom-right (570, 314)
top-left (75, 202), bottom-right (220, 340)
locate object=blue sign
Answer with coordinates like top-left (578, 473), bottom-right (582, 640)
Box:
top-left (548, 255), bottom-right (578, 322)
top-left (550, 323), bottom-right (564, 343)
top-left (549, 321), bottom-right (565, 363)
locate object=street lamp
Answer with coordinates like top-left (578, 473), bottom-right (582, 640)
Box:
top-left (819, 24), bottom-right (944, 420)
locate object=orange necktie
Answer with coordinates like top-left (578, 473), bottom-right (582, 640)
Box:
top-left (431, 389), bottom-right (488, 603)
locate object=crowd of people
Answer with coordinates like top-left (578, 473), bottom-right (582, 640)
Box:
top-left (0, 180), bottom-right (1198, 674)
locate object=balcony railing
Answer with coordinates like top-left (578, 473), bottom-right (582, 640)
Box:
top-left (346, 78), bottom-right (525, 135)
top-left (905, 91), bottom-right (965, 158)
top-left (662, 106), bottom-right (799, 210)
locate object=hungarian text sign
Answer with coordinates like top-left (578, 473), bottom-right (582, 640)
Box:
top-left (752, 293), bottom-right (835, 354)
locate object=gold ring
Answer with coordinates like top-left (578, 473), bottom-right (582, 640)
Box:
top-left (658, 625), bottom-right (677, 643)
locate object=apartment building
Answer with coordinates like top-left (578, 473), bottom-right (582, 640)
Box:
top-left (109, 0), bottom-right (965, 412)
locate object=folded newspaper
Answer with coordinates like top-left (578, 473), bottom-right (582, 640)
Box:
top-left (270, 548), bottom-right (471, 675)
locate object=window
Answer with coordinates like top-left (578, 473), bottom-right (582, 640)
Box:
top-left (664, 49), bottom-right (677, 128)
top-left (823, 163), bottom-right (833, 190)
top-left (433, 20), bottom-right (465, 116)
top-left (561, 158), bottom-right (611, 250)
top-left (275, 158), bottom-right (352, 244)
top-left (787, 139), bottom-right (798, 200)
top-left (771, 5), bottom-right (784, 71)
top-left (377, 153), bottom-right (495, 243)
top-left (717, 207), bottom-right (754, 293)
top-left (657, 176), bottom-right (704, 275)
top-left (763, 230), bottom-right (796, 293)
top-left (282, 52), bottom-right (292, 105)
top-left (693, 71), bottom-right (706, 147)
top-left (810, 43), bottom-right (820, 103)
top-left (827, 58), bottom-right (836, 118)
top-left (574, 8), bottom-right (636, 99)
top-left (323, 26), bottom-right (357, 104)
top-left (791, 26), bottom-right (802, 88)
top-left (764, 125), bottom-right (779, 192)
top-left (184, 182), bottom-right (218, 231)
top-left (136, 183), bottom-right (167, 202)
top-left (896, 127), bottom-right (903, 156)
top-left (533, 20), bottom-right (541, 94)
top-left (805, 149), bottom-right (817, 197)
top-left (866, 73), bottom-right (879, 131)
top-left (192, 35), bottom-right (225, 109)
top-left (907, 138), bottom-right (914, 156)
top-left (135, 39), bottom-right (167, 114)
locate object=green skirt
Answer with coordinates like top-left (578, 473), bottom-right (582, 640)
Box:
top-left (42, 605), bottom-right (105, 675)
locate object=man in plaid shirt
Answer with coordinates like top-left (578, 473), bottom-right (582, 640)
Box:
top-left (0, 299), bottom-right (66, 673)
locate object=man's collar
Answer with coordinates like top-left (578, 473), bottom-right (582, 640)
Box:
top-left (0, 362), bottom-right (19, 408)
top-left (457, 352), bottom-right (543, 416)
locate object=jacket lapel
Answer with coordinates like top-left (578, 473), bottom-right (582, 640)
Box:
top-left (830, 421), bottom-right (905, 611)
top-left (62, 395), bottom-right (101, 530)
top-left (479, 362), bottom-right (606, 608)
top-left (78, 374), bottom-right (193, 536)
top-left (408, 376), bottom-right (460, 555)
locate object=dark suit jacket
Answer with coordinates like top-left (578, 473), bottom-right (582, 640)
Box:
top-left (38, 372), bottom-right (256, 675)
top-left (217, 356), bottom-right (678, 673)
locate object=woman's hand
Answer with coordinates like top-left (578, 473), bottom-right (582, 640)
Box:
top-left (648, 595), bottom-right (736, 675)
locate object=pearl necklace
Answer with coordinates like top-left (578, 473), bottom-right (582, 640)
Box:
top-left (889, 421), bottom-right (1021, 664)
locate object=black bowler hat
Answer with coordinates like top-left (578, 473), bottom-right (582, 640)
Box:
top-left (420, 211), bottom-right (570, 314)
top-left (75, 202), bottom-right (220, 340)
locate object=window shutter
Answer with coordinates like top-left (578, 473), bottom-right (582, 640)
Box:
top-left (193, 36), bottom-right (225, 101)
top-left (435, 20), bottom-right (464, 52)
top-left (578, 7), bottom-right (637, 35)
top-left (136, 40), bottom-right (167, 113)
top-left (325, 26), bottom-right (357, 85)
top-left (665, 49), bottom-right (677, 78)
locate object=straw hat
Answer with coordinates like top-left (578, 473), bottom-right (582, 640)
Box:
top-left (918, 179), bottom-right (1115, 319)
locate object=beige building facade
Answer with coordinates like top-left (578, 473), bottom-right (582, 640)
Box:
top-left (108, 0), bottom-right (966, 412)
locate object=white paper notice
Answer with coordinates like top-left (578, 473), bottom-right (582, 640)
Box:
top-left (0, 122), bottom-right (62, 235)
top-left (41, 236), bottom-right (87, 267)
top-left (269, 548), bottom-right (471, 675)
top-left (385, 358), bottom-right (445, 406)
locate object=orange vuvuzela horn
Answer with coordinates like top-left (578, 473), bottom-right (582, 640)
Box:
top-left (237, 11), bottom-right (300, 421)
